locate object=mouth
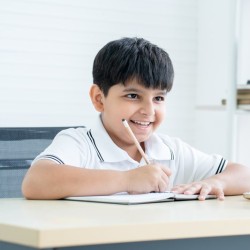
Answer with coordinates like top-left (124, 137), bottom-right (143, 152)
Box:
top-left (130, 120), bottom-right (152, 127)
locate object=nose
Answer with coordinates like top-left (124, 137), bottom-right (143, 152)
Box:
top-left (139, 100), bottom-right (155, 116)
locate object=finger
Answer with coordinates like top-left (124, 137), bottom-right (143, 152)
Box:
top-left (183, 183), bottom-right (202, 195)
top-left (171, 184), bottom-right (190, 194)
top-left (213, 187), bottom-right (225, 201)
top-left (161, 173), bottom-right (169, 186)
top-left (151, 181), bottom-right (160, 193)
top-left (161, 166), bottom-right (172, 177)
top-left (158, 178), bottom-right (168, 192)
top-left (155, 185), bottom-right (160, 193)
top-left (198, 185), bottom-right (212, 201)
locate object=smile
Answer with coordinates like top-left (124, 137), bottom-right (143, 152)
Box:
top-left (130, 120), bottom-right (151, 126)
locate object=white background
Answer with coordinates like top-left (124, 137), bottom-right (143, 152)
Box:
top-left (0, 0), bottom-right (249, 163)
top-left (237, 0), bottom-right (250, 85)
top-left (0, 0), bottom-right (198, 142)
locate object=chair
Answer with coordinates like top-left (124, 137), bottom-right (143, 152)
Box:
top-left (0, 127), bottom-right (70, 198)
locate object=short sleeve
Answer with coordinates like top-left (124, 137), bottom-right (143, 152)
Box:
top-left (170, 137), bottom-right (227, 184)
top-left (32, 128), bottom-right (89, 168)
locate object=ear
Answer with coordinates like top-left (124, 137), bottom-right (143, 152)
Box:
top-left (89, 84), bottom-right (105, 112)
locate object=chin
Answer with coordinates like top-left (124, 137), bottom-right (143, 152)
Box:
top-left (137, 133), bottom-right (151, 142)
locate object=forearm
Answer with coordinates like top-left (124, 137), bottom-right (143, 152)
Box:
top-left (206, 162), bottom-right (250, 195)
top-left (22, 160), bottom-right (127, 200)
top-left (171, 162), bottom-right (250, 200)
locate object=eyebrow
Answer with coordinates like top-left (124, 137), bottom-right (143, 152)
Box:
top-left (122, 88), bottom-right (142, 93)
top-left (122, 88), bottom-right (167, 95)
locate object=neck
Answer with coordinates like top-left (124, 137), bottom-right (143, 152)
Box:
top-left (125, 142), bottom-right (145, 163)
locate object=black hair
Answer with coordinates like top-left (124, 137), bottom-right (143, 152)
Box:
top-left (92, 37), bottom-right (174, 96)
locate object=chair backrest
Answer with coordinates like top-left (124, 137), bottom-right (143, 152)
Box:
top-left (0, 127), bottom-right (70, 198)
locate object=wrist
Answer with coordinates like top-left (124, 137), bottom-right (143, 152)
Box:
top-left (108, 170), bottom-right (130, 193)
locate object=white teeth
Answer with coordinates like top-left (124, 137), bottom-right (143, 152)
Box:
top-left (133, 120), bottom-right (151, 126)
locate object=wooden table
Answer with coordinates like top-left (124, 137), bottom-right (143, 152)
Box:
top-left (0, 196), bottom-right (250, 249)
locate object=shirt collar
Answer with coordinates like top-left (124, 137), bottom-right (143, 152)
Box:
top-left (89, 115), bottom-right (173, 163)
top-left (89, 116), bottom-right (134, 163)
top-left (144, 133), bottom-right (174, 161)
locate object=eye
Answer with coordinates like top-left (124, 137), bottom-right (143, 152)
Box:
top-left (154, 96), bottom-right (165, 102)
top-left (127, 94), bottom-right (139, 99)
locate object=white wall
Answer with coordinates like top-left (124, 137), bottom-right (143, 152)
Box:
top-left (234, 112), bottom-right (250, 166)
top-left (194, 0), bottom-right (237, 159)
top-left (237, 0), bottom-right (250, 85)
top-left (0, 0), bottom-right (198, 145)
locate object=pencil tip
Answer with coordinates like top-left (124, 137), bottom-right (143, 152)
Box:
top-left (122, 118), bottom-right (125, 122)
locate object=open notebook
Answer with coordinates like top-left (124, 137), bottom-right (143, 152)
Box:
top-left (65, 192), bottom-right (216, 205)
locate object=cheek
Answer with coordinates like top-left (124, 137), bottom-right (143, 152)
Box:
top-left (117, 105), bottom-right (135, 115)
top-left (156, 107), bottom-right (166, 122)
top-left (105, 99), bottom-right (124, 113)
top-left (106, 106), bottom-right (129, 121)
top-left (114, 107), bottom-right (129, 116)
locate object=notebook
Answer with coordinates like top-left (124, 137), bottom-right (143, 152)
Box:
top-left (65, 192), bottom-right (216, 205)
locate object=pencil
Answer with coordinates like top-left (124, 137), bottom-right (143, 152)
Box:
top-left (122, 119), bottom-right (150, 164)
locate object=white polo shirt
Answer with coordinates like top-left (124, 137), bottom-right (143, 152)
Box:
top-left (33, 117), bottom-right (227, 188)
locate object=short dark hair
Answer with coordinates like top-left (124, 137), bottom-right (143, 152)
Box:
top-left (92, 37), bottom-right (174, 96)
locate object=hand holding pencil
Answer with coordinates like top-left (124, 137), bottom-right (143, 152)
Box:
top-left (122, 119), bottom-right (172, 193)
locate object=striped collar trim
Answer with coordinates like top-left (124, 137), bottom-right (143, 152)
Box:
top-left (87, 117), bottom-right (174, 163)
top-left (87, 130), bottom-right (104, 162)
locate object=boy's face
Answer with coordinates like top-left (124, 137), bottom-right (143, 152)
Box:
top-left (90, 79), bottom-right (167, 149)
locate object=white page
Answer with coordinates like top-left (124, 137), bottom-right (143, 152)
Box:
top-left (65, 192), bottom-right (216, 205)
top-left (66, 192), bottom-right (175, 204)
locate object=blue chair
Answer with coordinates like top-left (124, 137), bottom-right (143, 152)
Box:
top-left (0, 127), bottom-right (70, 198)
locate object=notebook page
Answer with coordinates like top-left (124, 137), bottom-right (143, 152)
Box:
top-left (66, 192), bottom-right (175, 204)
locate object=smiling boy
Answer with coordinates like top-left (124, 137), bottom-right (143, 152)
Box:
top-left (22, 37), bottom-right (250, 200)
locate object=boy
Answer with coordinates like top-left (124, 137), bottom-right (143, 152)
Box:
top-left (22, 37), bottom-right (250, 201)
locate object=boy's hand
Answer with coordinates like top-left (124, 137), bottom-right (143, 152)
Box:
top-left (124, 164), bottom-right (172, 194)
top-left (171, 179), bottom-right (225, 201)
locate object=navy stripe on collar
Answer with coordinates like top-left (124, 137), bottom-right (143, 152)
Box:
top-left (87, 130), bottom-right (104, 162)
top-left (169, 147), bottom-right (175, 160)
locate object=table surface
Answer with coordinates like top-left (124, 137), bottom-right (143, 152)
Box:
top-left (0, 196), bottom-right (250, 249)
